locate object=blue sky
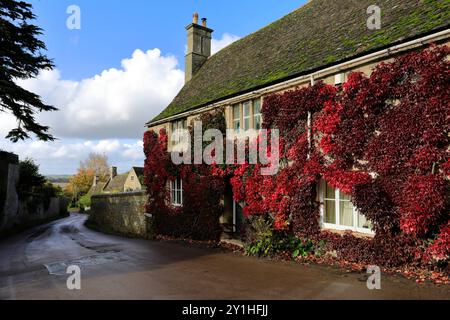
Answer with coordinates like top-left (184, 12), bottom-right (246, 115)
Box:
top-left (1, 0), bottom-right (307, 175)
top-left (31, 0), bottom-right (305, 80)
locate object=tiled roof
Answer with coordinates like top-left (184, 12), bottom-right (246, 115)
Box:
top-left (89, 181), bottom-right (107, 195)
top-left (149, 0), bottom-right (450, 123)
top-left (103, 174), bottom-right (128, 193)
top-left (132, 167), bottom-right (144, 178)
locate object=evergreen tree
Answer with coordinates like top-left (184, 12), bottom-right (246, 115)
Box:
top-left (0, 0), bottom-right (56, 142)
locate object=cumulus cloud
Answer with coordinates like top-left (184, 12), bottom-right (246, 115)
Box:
top-left (0, 34), bottom-right (239, 174)
top-left (3, 138), bottom-right (145, 174)
top-left (211, 33), bottom-right (241, 54)
top-left (12, 49), bottom-right (185, 140)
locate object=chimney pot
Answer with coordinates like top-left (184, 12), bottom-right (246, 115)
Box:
top-left (93, 175), bottom-right (99, 187)
top-left (185, 14), bottom-right (213, 83)
top-left (110, 166), bottom-right (117, 180)
top-left (193, 12), bottom-right (199, 24)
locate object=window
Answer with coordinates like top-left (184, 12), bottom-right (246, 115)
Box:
top-left (321, 181), bottom-right (373, 233)
top-left (253, 98), bottom-right (262, 130)
top-left (171, 119), bottom-right (187, 146)
top-left (233, 104), bottom-right (241, 133)
top-left (130, 176), bottom-right (134, 181)
top-left (170, 177), bottom-right (183, 206)
top-left (335, 73), bottom-right (344, 86)
top-left (243, 102), bottom-right (251, 131)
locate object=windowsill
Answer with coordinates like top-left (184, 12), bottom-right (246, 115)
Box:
top-left (321, 227), bottom-right (375, 239)
top-left (170, 203), bottom-right (183, 208)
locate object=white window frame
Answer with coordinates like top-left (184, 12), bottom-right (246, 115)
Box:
top-left (170, 177), bottom-right (183, 206)
top-left (335, 73), bottom-right (344, 85)
top-left (319, 181), bottom-right (374, 235)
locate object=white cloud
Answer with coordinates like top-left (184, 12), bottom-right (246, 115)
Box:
top-left (0, 34), bottom-right (239, 174)
top-left (13, 48), bottom-right (184, 140)
top-left (2, 138), bottom-right (144, 174)
top-left (1, 48), bottom-right (180, 173)
top-left (211, 33), bottom-right (241, 55)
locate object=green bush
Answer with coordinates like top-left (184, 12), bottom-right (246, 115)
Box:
top-left (16, 159), bottom-right (63, 212)
top-left (77, 193), bottom-right (91, 211)
top-left (244, 215), bottom-right (324, 259)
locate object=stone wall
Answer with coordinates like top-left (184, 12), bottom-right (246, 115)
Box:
top-left (0, 151), bottom-right (68, 237)
top-left (0, 151), bottom-right (20, 232)
top-left (89, 191), bottom-right (150, 238)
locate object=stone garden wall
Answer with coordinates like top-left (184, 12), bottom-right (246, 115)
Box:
top-left (89, 191), bottom-right (150, 238)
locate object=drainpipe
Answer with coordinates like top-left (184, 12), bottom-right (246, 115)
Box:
top-left (307, 75), bottom-right (315, 159)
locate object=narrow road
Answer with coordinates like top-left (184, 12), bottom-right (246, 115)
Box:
top-left (0, 213), bottom-right (448, 300)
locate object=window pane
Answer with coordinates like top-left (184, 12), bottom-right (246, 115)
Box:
top-left (243, 103), bottom-right (250, 117)
top-left (340, 191), bottom-right (351, 201)
top-left (325, 184), bottom-right (335, 199)
top-left (171, 181), bottom-right (176, 203)
top-left (324, 200), bottom-right (336, 224)
top-left (253, 99), bottom-right (261, 115)
top-left (233, 105), bottom-right (240, 120)
top-left (244, 118), bottom-right (250, 131)
top-left (254, 116), bottom-right (261, 130)
top-left (340, 201), bottom-right (354, 227)
top-left (234, 121), bottom-right (240, 132)
top-left (176, 190), bottom-right (181, 204)
top-left (358, 213), bottom-right (372, 229)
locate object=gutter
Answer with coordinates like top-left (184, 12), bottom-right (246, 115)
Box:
top-left (147, 27), bottom-right (450, 127)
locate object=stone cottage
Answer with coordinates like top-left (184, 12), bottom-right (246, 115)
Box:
top-left (90, 166), bottom-right (144, 194)
top-left (146, 0), bottom-right (450, 237)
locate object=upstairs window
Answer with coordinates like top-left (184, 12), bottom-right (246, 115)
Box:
top-left (171, 119), bottom-right (187, 146)
top-left (243, 102), bottom-right (251, 131)
top-left (253, 98), bottom-right (262, 130)
top-left (170, 177), bottom-right (183, 206)
top-left (335, 73), bottom-right (344, 86)
top-left (233, 104), bottom-right (241, 133)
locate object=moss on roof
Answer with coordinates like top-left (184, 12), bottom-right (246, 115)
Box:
top-left (104, 174), bottom-right (128, 193)
top-left (89, 181), bottom-right (107, 195)
top-left (150, 0), bottom-right (450, 124)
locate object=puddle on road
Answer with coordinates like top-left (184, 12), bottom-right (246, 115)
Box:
top-left (59, 225), bottom-right (80, 234)
top-left (44, 252), bottom-right (128, 275)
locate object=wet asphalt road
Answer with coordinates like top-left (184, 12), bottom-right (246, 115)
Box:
top-left (0, 213), bottom-right (448, 300)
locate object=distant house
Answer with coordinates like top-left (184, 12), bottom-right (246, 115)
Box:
top-left (90, 166), bottom-right (144, 194)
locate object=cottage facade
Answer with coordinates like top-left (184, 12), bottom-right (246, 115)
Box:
top-left (146, 0), bottom-right (450, 237)
top-left (90, 166), bottom-right (144, 195)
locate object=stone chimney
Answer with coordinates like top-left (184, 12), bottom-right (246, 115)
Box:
top-left (110, 166), bottom-right (117, 180)
top-left (93, 175), bottom-right (99, 187)
top-left (185, 12), bottom-right (213, 83)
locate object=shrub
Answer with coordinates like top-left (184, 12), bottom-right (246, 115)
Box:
top-left (77, 193), bottom-right (92, 211)
top-left (244, 215), bottom-right (320, 259)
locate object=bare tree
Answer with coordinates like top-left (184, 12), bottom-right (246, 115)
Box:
top-left (80, 153), bottom-right (110, 181)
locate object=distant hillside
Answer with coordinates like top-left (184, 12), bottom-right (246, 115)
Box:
top-left (46, 175), bottom-right (70, 183)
